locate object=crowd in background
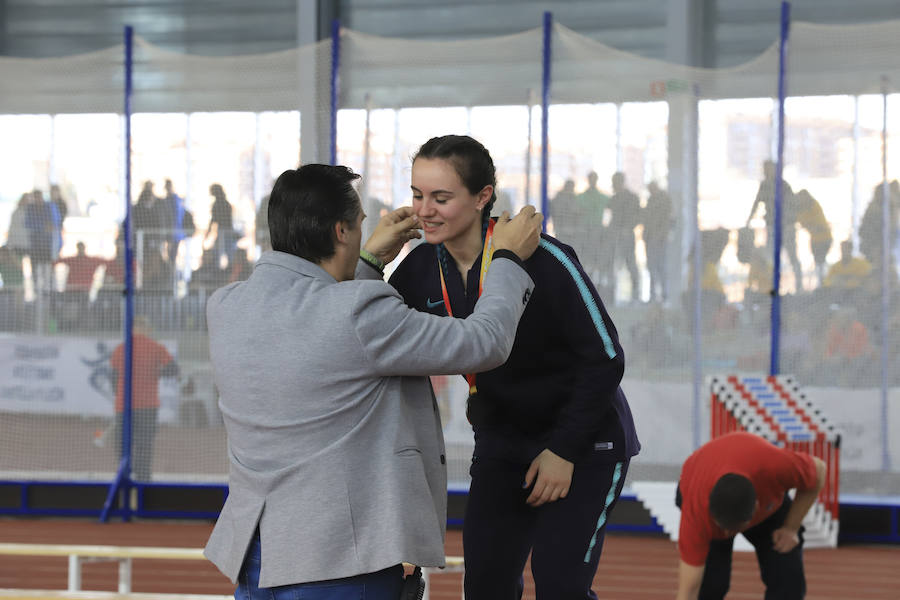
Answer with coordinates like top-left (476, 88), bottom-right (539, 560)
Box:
top-left (1, 163), bottom-right (899, 387)
top-left (548, 163), bottom-right (900, 387)
top-left (0, 179), bottom-right (270, 333)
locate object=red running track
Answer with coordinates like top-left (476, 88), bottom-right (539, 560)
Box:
top-left (1, 519), bottom-right (898, 599)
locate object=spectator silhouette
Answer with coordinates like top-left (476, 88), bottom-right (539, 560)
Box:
top-left (551, 179), bottom-right (580, 240)
top-left (684, 228), bottom-right (731, 329)
top-left (793, 189), bottom-right (832, 287)
top-left (0, 246), bottom-right (23, 289)
top-left (47, 187), bottom-right (65, 260)
top-left (55, 241), bottom-right (105, 292)
top-left (643, 181), bottom-right (672, 302)
top-left (609, 172), bottom-right (641, 302)
top-left (746, 160), bottom-right (802, 289)
top-left (7, 194), bottom-right (31, 264)
top-left (859, 181), bottom-right (899, 266)
top-left (554, 179), bottom-right (600, 282)
top-left (50, 184), bottom-right (69, 222)
top-left (159, 179), bottom-right (195, 264)
top-left (133, 181), bottom-right (162, 261)
top-left (109, 316), bottom-right (179, 481)
top-left (54, 241), bottom-right (106, 330)
top-left (25, 190), bottom-right (56, 292)
top-left (824, 239), bottom-right (871, 293)
top-left (736, 227), bottom-right (773, 303)
top-left (204, 183), bottom-right (238, 265)
top-left (0, 246), bottom-right (25, 330)
top-left (577, 171), bottom-right (610, 286)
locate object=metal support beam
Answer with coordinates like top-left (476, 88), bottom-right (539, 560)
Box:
top-left (666, 0), bottom-right (706, 449)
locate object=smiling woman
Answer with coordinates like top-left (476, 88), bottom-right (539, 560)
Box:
top-left (389, 134), bottom-right (640, 600)
top-left (412, 152), bottom-right (495, 277)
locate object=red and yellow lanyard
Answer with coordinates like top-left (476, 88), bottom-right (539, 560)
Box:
top-left (437, 220), bottom-right (495, 395)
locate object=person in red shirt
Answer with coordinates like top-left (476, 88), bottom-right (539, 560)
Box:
top-left (109, 316), bottom-right (179, 481)
top-left (675, 432), bottom-right (826, 600)
top-left (56, 241), bottom-right (106, 291)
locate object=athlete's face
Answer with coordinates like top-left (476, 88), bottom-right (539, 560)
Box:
top-left (411, 157), bottom-right (490, 247)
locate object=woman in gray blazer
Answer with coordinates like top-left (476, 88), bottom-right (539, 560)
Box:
top-left (204, 164), bottom-right (542, 599)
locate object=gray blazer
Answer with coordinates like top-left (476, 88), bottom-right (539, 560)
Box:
top-left (204, 250), bottom-right (533, 587)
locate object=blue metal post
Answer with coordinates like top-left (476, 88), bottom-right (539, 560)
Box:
top-left (770, 1), bottom-right (790, 376)
top-left (330, 19), bottom-right (340, 166)
top-left (880, 78), bottom-right (891, 472)
top-left (102, 25), bottom-right (135, 522)
top-left (540, 11), bottom-right (552, 232)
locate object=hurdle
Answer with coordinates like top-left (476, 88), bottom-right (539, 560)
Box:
top-left (710, 374), bottom-right (841, 547)
top-left (0, 543), bottom-right (464, 600)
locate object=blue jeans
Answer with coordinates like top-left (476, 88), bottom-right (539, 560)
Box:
top-left (235, 532), bottom-right (404, 600)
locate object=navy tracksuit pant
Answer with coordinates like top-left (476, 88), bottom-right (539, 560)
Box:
top-left (463, 456), bottom-right (629, 600)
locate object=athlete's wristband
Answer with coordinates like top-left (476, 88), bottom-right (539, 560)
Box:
top-left (359, 249), bottom-right (385, 275)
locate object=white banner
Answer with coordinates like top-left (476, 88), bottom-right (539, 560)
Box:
top-left (0, 335), bottom-right (179, 423)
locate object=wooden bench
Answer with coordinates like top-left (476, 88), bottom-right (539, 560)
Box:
top-left (0, 543), bottom-right (465, 600)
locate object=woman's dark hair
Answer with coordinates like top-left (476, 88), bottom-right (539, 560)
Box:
top-left (267, 164), bottom-right (361, 263)
top-left (709, 473), bottom-right (756, 531)
top-left (413, 135), bottom-right (497, 223)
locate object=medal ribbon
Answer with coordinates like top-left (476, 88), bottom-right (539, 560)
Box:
top-left (438, 219), bottom-right (495, 395)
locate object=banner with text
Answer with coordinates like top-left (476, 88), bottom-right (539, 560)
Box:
top-left (0, 335), bottom-right (178, 421)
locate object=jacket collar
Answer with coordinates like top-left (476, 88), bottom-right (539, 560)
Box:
top-left (256, 250), bottom-right (337, 284)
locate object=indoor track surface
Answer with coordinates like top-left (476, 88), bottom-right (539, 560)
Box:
top-left (1, 519), bottom-right (898, 598)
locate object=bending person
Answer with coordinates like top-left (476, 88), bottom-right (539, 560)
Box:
top-left (389, 135), bottom-right (640, 600)
top-left (675, 431), bottom-right (826, 600)
top-left (204, 164), bottom-right (542, 598)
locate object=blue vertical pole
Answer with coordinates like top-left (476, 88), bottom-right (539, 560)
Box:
top-left (121, 24), bottom-right (135, 513)
top-left (330, 19), bottom-right (340, 166)
top-left (540, 11), bottom-right (552, 232)
top-left (880, 77), bottom-right (891, 472)
top-left (770, 1), bottom-right (790, 376)
top-left (102, 24), bottom-right (135, 522)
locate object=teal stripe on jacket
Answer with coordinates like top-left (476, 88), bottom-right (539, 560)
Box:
top-left (539, 239), bottom-right (617, 359)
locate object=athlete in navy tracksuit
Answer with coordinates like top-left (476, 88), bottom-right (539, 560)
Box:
top-left (390, 135), bottom-right (640, 599)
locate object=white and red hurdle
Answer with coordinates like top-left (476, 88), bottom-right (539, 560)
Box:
top-left (710, 374), bottom-right (841, 548)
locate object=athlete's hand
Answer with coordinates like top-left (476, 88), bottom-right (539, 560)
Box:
top-left (363, 206), bottom-right (421, 265)
top-left (524, 449), bottom-right (573, 507)
top-left (772, 527), bottom-right (800, 553)
top-left (492, 206), bottom-right (543, 261)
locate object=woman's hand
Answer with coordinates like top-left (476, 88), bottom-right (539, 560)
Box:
top-left (524, 448), bottom-right (574, 507)
top-left (492, 206), bottom-right (543, 261)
